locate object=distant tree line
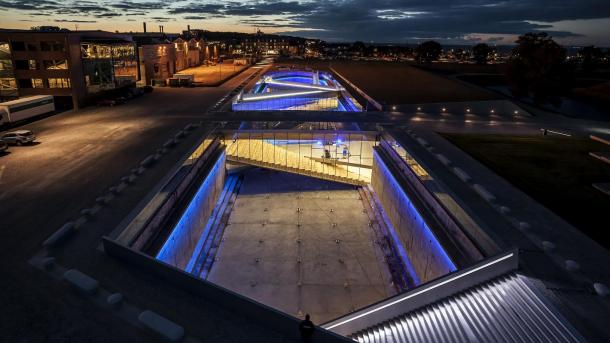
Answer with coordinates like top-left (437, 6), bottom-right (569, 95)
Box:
top-left (412, 34), bottom-right (610, 106)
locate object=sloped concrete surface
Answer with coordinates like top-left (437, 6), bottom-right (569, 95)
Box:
top-left (207, 169), bottom-right (395, 323)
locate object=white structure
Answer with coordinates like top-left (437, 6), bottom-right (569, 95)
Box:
top-left (0, 95), bottom-right (54, 125)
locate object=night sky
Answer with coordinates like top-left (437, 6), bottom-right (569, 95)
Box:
top-left (1, 0), bottom-right (609, 46)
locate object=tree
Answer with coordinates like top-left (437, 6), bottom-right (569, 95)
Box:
top-left (472, 43), bottom-right (492, 64)
top-left (506, 32), bottom-right (574, 106)
top-left (415, 41), bottom-right (442, 63)
top-left (579, 45), bottom-right (604, 73)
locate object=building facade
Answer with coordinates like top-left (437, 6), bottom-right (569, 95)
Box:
top-left (0, 29), bottom-right (137, 109)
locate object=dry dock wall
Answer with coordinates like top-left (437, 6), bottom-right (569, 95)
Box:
top-left (156, 152), bottom-right (226, 270)
top-left (371, 151), bottom-right (456, 284)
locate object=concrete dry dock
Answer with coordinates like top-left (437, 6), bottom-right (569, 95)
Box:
top-left (207, 169), bottom-right (395, 322)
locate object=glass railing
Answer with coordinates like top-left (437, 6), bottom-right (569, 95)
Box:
top-left (223, 130), bottom-right (378, 184)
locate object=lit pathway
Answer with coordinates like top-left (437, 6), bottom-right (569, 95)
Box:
top-left (225, 139), bottom-right (372, 184)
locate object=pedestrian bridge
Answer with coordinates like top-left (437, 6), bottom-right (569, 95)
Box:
top-left (222, 130), bottom-right (378, 185)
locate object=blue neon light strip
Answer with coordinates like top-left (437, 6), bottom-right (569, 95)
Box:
top-left (156, 152), bottom-right (225, 266)
top-left (236, 70), bottom-right (361, 112)
top-left (374, 151), bottom-right (457, 274)
top-left (184, 174), bottom-right (238, 273)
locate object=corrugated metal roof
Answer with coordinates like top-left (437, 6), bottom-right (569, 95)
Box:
top-left (351, 274), bottom-right (583, 343)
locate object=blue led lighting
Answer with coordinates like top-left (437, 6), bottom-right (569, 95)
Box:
top-left (374, 151), bottom-right (457, 278)
top-left (156, 152), bottom-right (225, 267)
top-left (234, 70), bottom-right (361, 112)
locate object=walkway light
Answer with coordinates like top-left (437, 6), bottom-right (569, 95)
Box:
top-left (490, 109), bottom-right (495, 114)
top-left (514, 110), bottom-right (519, 115)
top-left (441, 107), bottom-right (446, 112)
top-left (392, 105), bottom-right (397, 111)
top-left (466, 108), bottom-right (471, 113)
top-left (416, 106), bottom-right (422, 111)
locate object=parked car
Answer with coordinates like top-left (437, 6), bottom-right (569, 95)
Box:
top-left (0, 139), bottom-right (8, 153)
top-left (1, 130), bottom-right (36, 145)
top-left (97, 99), bottom-right (117, 107)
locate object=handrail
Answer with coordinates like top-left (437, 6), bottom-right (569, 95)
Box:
top-left (330, 66), bottom-right (383, 111)
top-left (381, 130), bottom-right (500, 257)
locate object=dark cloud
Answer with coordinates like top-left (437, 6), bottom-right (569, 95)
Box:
top-left (183, 15), bottom-right (210, 20)
top-left (150, 16), bottom-right (176, 22)
top-left (272, 0), bottom-right (608, 42)
top-left (167, 3), bottom-right (224, 15)
top-left (55, 19), bottom-right (97, 23)
top-left (109, 1), bottom-right (165, 10)
top-left (0, 0), bottom-right (608, 43)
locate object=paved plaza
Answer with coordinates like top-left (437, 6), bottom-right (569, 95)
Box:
top-left (208, 168), bottom-right (395, 322)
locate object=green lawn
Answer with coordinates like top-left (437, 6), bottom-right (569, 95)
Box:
top-left (442, 133), bottom-right (610, 248)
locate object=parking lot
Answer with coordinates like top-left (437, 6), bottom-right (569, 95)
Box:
top-left (0, 65), bottom-right (265, 342)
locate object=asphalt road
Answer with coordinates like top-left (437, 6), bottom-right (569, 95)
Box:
top-left (0, 65), bottom-right (265, 343)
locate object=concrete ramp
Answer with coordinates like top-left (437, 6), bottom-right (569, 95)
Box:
top-left (225, 139), bottom-right (370, 186)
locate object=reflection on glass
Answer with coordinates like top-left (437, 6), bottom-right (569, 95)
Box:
top-left (224, 131), bottom-right (376, 184)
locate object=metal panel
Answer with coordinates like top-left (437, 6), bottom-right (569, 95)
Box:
top-left (351, 274), bottom-right (585, 343)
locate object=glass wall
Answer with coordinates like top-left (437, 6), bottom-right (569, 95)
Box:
top-left (81, 42), bottom-right (137, 93)
top-left (224, 130), bottom-right (377, 184)
top-left (0, 41), bottom-right (17, 98)
top-left (381, 132), bottom-right (431, 180)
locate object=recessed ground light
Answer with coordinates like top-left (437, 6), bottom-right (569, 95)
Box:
top-left (441, 107), bottom-right (446, 112)
top-left (466, 108), bottom-right (471, 113)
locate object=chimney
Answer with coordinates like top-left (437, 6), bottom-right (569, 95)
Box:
top-left (187, 25), bottom-right (191, 32)
top-left (143, 22), bottom-right (147, 33)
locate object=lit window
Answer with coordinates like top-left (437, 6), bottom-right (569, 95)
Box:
top-left (43, 60), bottom-right (68, 70)
top-left (48, 78), bottom-right (71, 88)
top-left (31, 78), bottom-right (44, 88)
